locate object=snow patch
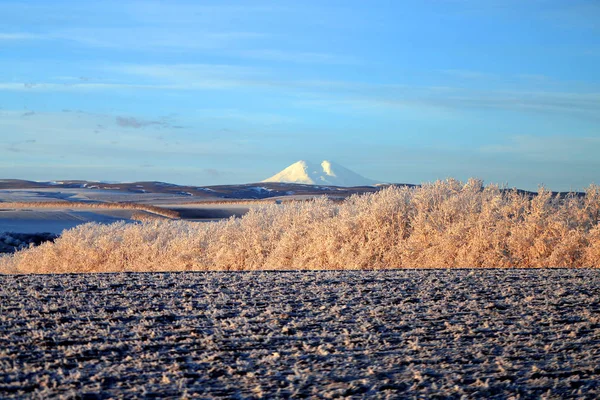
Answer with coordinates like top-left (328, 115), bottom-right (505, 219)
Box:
top-left (250, 187), bottom-right (271, 193)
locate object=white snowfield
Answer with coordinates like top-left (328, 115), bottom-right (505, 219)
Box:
top-left (263, 160), bottom-right (378, 187)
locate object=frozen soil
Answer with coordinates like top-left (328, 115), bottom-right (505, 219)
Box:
top-left (1, 270), bottom-right (599, 399)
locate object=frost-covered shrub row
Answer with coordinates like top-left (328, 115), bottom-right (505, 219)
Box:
top-left (1, 179), bottom-right (599, 274)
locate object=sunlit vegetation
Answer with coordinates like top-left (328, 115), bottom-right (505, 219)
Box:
top-left (1, 179), bottom-right (599, 274)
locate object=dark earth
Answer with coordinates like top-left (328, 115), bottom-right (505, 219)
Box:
top-left (1, 270), bottom-right (599, 398)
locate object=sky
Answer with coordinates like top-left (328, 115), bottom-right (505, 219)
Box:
top-left (0, 0), bottom-right (599, 191)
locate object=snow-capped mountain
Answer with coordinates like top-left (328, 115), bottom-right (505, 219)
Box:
top-left (262, 160), bottom-right (378, 187)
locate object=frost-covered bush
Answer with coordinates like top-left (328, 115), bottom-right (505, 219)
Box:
top-left (1, 179), bottom-right (599, 274)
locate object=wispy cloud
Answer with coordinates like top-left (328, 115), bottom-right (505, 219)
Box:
top-left (0, 26), bottom-right (265, 51)
top-left (114, 62), bottom-right (256, 77)
top-left (0, 81), bottom-right (258, 93)
top-left (540, 1), bottom-right (600, 31)
top-left (119, 2), bottom-right (291, 24)
top-left (0, 32), bottom-right (46, 41)
top-left (5, 139), bottom-right (38, 154)
top-left (195, 109), bottom-right (295, 125)
top-left (203, 168), bottom-right (222, 178)
top-left (2, 74), bottom-right (599, 120)
top-left (51, 28), bottom-right (266, 51)
top-left (109, 63), bottom-right (265, 89)
top-left (480, 135), bottom-right (600, 163)
top-left (0, 82), bottom-right (176, 92)
top-left (440, 69), bottom-right (497, 80)
top-left (414, 88), bottom-right (600, 116)
top-left (115, 115), bottom-right (181, 129)
top-left (236, 49), bottom-right (358, 64)
top-left (0, 110), bottom-right (255, 160)
top-left (294, 84), bottom-right (600, 120)
top-left (515, 73), bottom-right (551, 82)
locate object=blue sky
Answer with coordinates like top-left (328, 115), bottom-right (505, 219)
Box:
top-left (0, 0), bottom-right (599, 190)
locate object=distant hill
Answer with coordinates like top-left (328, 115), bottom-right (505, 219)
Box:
top-left (0, 178), bottom-right (583, 202)
top-left (263, 160), bottom-right (378, 187)
top-left (0, 179), bottom-right (384, 201)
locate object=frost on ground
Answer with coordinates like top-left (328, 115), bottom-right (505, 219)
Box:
top-left (1, 270), bottom-right (599, 399)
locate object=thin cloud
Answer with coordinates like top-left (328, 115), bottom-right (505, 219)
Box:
top-left (516, 74), bottom-right (551, 82)
top-left (99, 63), bottom-right (266, 90)
top-left (480, 135), bottom-right (600, 163)
top-left (237, 49), bottom-right (359, 65)
top-left (112, 63), bottom-right (261, 81)
top-left (406, 89), bottom-right (600, 117)
top-left (2, 64), bottom-right (599, 120)
top-left (5, 139), bottom-right (38, 153)
top-left (115, 116), bottom-right (161, 129)
top-left (0, 82), bottom-right (188, 92)
top-left (540, 1), bottom-right (600, 31)
top-left (440, 69), bottom-right (497, 80)
top-left (0, 33), bottom-right (45, 41)
top-left (294, 84), bottom-right (600, 119)
top-left (115, 116), bottom-right (180, 129)
top-left (0, 110), bottom-right (252, 161)
top-left (2, 76), bottom-right (599, 119)
top-left (49, 28), bottom-right (266, 51)
top-left (204, 168), bottom-right (222, 178)
top-left (195, 109), bottom-right (296, 125)
top-left (1, 27), bottom-right (265, 51)
top-left (118, 2), bottom-right (291, 25)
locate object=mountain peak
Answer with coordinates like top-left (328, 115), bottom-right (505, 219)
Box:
top-left (262, 160), bottom-right (377, 187)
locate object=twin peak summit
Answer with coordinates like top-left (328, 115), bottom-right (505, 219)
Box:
top-left (263, 160), bottom-right (378, 187)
